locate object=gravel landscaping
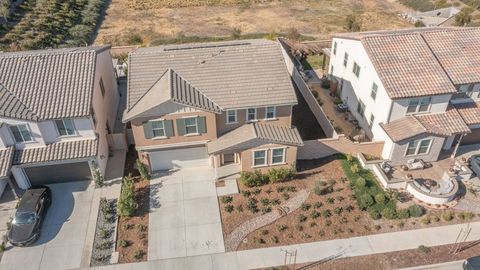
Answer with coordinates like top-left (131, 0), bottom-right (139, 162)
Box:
top-left (91, 198), bottom-right (118, 267)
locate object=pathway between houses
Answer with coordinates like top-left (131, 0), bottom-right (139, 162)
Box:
top-left (224, 189), bottom-right (310, 251)
top-left (84, 221), bottom-right (480, 270)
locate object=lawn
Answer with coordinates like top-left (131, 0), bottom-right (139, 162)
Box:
top-left (218, 154), bottom-right (480, 251)
top-left (300, 55), bottom-right (325, 70)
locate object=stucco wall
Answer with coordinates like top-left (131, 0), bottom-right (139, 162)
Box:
top-left (389, 94), bottom-right (452, 122)
top-left (0, 117), bottom-right (46, 150)
top-left (216, 105), bottom-right (292, 135)
top-left (388, 134), bottom-right (445, 165)
top-left (240, 143), bottom-right (297, 173)
top-left (131, 111), bottom-right (217, 149)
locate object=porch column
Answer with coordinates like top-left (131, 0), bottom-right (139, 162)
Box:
top-left (451, 133), bottom-right (465, 158)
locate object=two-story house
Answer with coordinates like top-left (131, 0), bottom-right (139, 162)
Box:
top-left (123, 40), bottom-right (303, 177)
top-left (329, 27), bottom-right (480, 165)
top-left (0, 46), bottom-right (119, 194)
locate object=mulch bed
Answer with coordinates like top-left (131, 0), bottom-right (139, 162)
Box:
top-left (116, 148), bottom-right (150, 263)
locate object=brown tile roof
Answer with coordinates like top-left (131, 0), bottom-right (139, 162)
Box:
top-left (207, 123), bottom-right (303, 154)
top-left (380, 109), bottom-right (471, 142)
top-left (453, 102), bottom-right (480, 126)
top-left (0, 146), bottom-right (14, 178)
top-left (13, 139), bottom-right (98, 165)
top-left (422, 28), bottom-right (480, 85)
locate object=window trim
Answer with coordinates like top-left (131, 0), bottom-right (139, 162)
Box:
top-left (357, 100), bottom-right (366, 118)
top-left (265, 106), bottom-right (276, 120)
top-left (246, 108), bottom-right (257, 122)
top-left (252, 149), bottom-right (267, 167)
top-left (226, 110), bottom-right (237, 124)
top-left (370, 82), bottom-right (378, 100)
top-left (405, 138), bottom-right (433, 156)
top-left (406, 97), bottom-right (431, 114)
top-left (271, 147), bottom-right (286, 165)
top-left (150, 120), bottom-right (166, 138)
top-left (54, 118), bottom-right (77, 137)
top-left (352, 62), bottom-right (361, 78)
top-left (10, 124), bottom-right (34, 143)
top-left (184, 117), bottom-right (198, 135)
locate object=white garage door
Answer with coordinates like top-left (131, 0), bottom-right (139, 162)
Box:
top-left (149, 147), bottom-right (209, 171)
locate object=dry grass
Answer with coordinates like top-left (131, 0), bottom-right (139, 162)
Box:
top-left (94, 0), bottom-right (412, 46)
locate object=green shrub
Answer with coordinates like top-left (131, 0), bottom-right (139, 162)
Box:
top-left (118, 174), bottom-right (137, 217)
top-left (236, 205), bottom-right (243, 212)
top-left (241, 190), bottom-right (251, 197)
top-left (421, 216), bottom-right (431, 224)
top-left (221, 196), bottom-right (233, 204)
top-left (408, 205), bottom-right (424, 217)
top-left (136, 159), bottom-right (151, 180)
top-left (358, 194), bottom-right (374, 210)
top-left (350, 163), bottom-right (360, 174)
top-left (260, 198), bottom-right (270, 206)
top-left (247, 198), bottom-right (258, 213)
top-left (418, 245), bottom-right (431, 253)
top-left (133, 249), bottom-right (145, 259)
top-left (282, 192), bottom-right (290, 201)
top-left (442, 211), bottom-right (455, 221)
top-left (118, 239), bottom-right (130, 248)
top-left (368, 208), bottom-right (381, 220)
top-left (298, 214), bottom-right (308, 222)
top-left (374, 193), bottom-right (386, 204)
top-left (355, 177), bottom-right (366, 189)
top-left (397, 208), bottom-right (410, 219)
top-left (261, 207), bottom-right (272, 214)
top-left (314, 202), bottom-right (323, 209)
top-left (267, 166), bottom-right (296, 183)
top-left (381, 206), bottom-right (397, 219)
top-left (240, 171), bottom-right (268, 187)
top-left (311, 210), bottom-right (320, 219)
top-left (334, 207), bottom-right (343, 215)
top-left (322, 209), bottom-right (332, 218)
top-left (276, 224), bottom-right (287, 232)
top-left (300, 203), bottom-right (311, 211)
top-left (326, 197), bottom-right (335, 204)
top-left (224, 205), bottom-right (234, 213)
top-left (314, 181), bottom-right (334, 195)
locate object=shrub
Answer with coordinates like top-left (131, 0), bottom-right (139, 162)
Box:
top-left (334, 207), bottom-right (343, 215)
top-left (325, 219), bottom-right (332, 226)
top-left (241, 190), bottom-right (251, 197)
top-left (421, 216), bottom-right (431, 224)
top-left (240, 171), bottom-right (267, 187)
top-left (358, 194), bottom-right (374, 210)
top-left (355, 177), bottom-right (366, 189)
top-left (260, 198), bottom-right (270, 206)
top-left (225, 205), bottom-right (234, 213)
top-left (253, 188), bottom-right (261, 195)
top-left (247, 198), bottom-right (258, 213)
top-left (322, 209), bottom-right (332, 218)
top-left (301, 203), bottom-right (311, 211)
top-left (397, 208), bottom-right (410, 219)
top-left (314, 202), bottom-right (323, 209)
top-left (350, 163), bottom-right (360, 174)
top-left (118, 239), bottom-right (130, 248)
top-left (374, 193), bottom-right (386, 204)
top-left (346, 154), bottom-right (354, 163)
top-left (118, 174), bottom-right (137, 217)
top-left (381, 206), bottom-right (397, 220)
top-left (267, 166), bottom-right (296, 183)
top-left (368, 208), bottom-right (381, 220)
top-left (295, 224), bottom-right (304, 231)
top-left (408, 205), bottom-right (425, 217)
top-left (298, 214), bottom-right (308, 223)
top-left (133, 249), bottom-right (145, 259)
top-left (276, 224), bottom-right (287, 232)
top-left (221, 196), bottom-right (233, 204)
top-left (271, 235), bottom-right (279, 243)
top-left (314, 181), bottom-right (334, 195)
top-left (137, 224), bottom-right (147, 232)
top-left (418, 245), bottom-right (431, 253)
top-left (261, 207), bottom-right (272, 214)
top-left (135, 159), bottom-right (151, 180)
top-left (271, 199), bottom-right (281, 205)
top-left (345, 205), bottom-right (354, 212)
top-left (336, 195), bottom-right (345, 202)
top-left (286, 186), bottom-right (297, 192)
top-left (276, 186), bottom-right (286, 193)
top-left (236, 205), bottom-right (243, 212)
top-left (310, 221), bottom-right (317, 227)
top-left (326, 197), bottom-right (335, 204)
top-left (431, 215), bottom-right (440, 222)
top-left (311, 210), bottom-right (320, 219)
top-left (442, 211), bottom-right (455, 221)
top-left (282, 192), bottom-right (290, 201)
top-left (344, 13), bottom-right (362, 32)
top-left (374, 225), bottom-right (381, 230)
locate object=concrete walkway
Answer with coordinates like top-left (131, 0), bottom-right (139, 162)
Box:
top-left (85, 221), bottom-right (480, 270)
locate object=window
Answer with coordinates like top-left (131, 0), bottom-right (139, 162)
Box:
top-left (356, 100), bottom-right (366, 117)
top-left (271, 148), bottom-right (285, 164)
top-left (253, 150), bottom-right (267, 167)
top-left (226, 110), bottom-right (237, 123)
top-left (330, 65), bottom-right (334, 74)
top-left (407, 97), bottom-right (431, 114)
top-left (184, 117), bottom-right (198, 134)
top-left (343, 52), bottom-right (348, 67)
top-left (151, 120), bottom-right (165, 137)
top-left (91, 109), bottom-right (97, 127)
top-left (333, 41), bottom-right (337, 55)
top-left (55, 119), bottom-right (76, 136)
top-left (369, 114), bottom-right (375, 128)
top-left (265, 106), bottom-right (276, 119)
top-left (352, 62), bottom-right (361, 78)
top-left (406, 139), bottom-right (432, 156)
top-left (246, 108), bottom-right (257, 122)
top-left (10, 124), bottom-right (33, 143)
top-left (370, 82), bottom-right (378, 100)
top-left (99, 77), bottom-right (105, 98)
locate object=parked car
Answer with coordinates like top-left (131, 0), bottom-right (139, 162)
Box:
top-left (8, 186), bottom-right (52, 247)
top-left (464, 256), bottom-right (480, 270)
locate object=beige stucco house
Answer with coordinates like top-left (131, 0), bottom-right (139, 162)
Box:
top-left (123, 40), bottom-right (303, 178)
top-left (0, 46), bottom-right (119, 194)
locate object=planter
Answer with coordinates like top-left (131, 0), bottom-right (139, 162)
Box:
top-left (91, 198), bottom-right (118, 267)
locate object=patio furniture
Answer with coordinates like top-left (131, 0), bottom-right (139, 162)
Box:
top-left (336, 103), bottom-right (348, 112)
top-left (380, 161), bottom-right (392, 174)
top-left (406, 158), bottom-right (430, 171)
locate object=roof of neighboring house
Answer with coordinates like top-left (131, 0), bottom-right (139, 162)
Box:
top-left (453, 102), bottom-right (480, 126)
top-left (13, 139), bottom-right (98, 165)
top-left (207, 123), bottom-right (303, 154)
top-left (334, 27), bottom-right (480, 99)
top-left (127, 39), bottom-right (297, 116)
top-left (0, 146), bottom-right (14, 178)
top-left (380, 109), bottom-right (471, 142)
top-left (0, 46), bottom-right (110, 121)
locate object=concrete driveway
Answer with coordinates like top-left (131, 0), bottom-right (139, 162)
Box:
top-left (149, 166), bottom-right (225, 260)
top-left (0, 181), bottom-right (94, 270)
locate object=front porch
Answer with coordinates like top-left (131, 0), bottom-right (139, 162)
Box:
top-left (214, 162), bottom-right (241, 180)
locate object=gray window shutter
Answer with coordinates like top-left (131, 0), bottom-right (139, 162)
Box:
top-left (165, 120), bottom-right (174, 137)
top-left (198, 116), bottom-right (207, 134)
top-left (143, 121), bottom-right (154, 139)
top-left (176, 119), bottom-right (186, 136)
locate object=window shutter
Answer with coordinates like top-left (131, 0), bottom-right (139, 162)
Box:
top-left (198, 116), bottom-right (207, 134)
top-left (164, 120), bottom-right (174, 137)
top-left (176, 119), bottom-right (186, 136)
top-left (143, 121), bottom-right (154, 139)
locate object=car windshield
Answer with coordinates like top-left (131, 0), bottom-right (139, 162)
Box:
top-left (14, 212), bottom-right (36, 225)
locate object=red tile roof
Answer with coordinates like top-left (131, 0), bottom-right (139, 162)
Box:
top-left (453, 102), bottom-right (480, 126)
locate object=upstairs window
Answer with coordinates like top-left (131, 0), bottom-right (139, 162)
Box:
top-left (184, 117), bottom-right (198, 134)
top-left (10, 124), bottom-right (33, 143)
top-left (352, 62), bottom-right (361, 78)
top-left (370, 82), bottom-right (378, 100)
top-left (265, 106), bottom-right (276, 119)
top-left (357, 100), bottom-right (366, 117)
top-left (99, 77), bottom-right (106, 98)
top-left (333, 41), bottom-right (337, 55)
top-left (151, 120), bottom-right (165, 137)
top-left (226, 110), bottom-right (237, 123)
top-left (369, 114), bottom-right (375, 128)
top-left (343, 52), bottom-right (349, 67)
top-left (246, 108), bottom-right (257, 122)
top-left (55, 119), bottom-right (76, 136)
top-left (407, 97), bottom-right (431, 114)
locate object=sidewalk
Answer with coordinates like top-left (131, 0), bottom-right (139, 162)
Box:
top-left (84, 221), bottom-right (480, 270)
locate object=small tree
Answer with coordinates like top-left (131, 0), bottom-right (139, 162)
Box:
top-left (414, 21), bottom-right (426, 27)
top-left (0, 0), bottom-right (10, 23)
top-left (91, 161), bottom-right (104, 188)
top-left (135, 159), bottom-right (151, 180)
top-left (118, 174), bottom-right (137, 217)
top-left (455, 7), bottom-right (474, 26)
top-left (344, 13), bottom-right (362, 32)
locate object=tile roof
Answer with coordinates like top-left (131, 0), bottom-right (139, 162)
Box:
top-left (0, 146), bottom-right (14, 178)
top-left (453, 102), bottom-right (480, 125)
top-left (207, 123), bottom-right (303, 154)
top-left (0, 46), bottom-right (110, 121)
top-left (13, 139), bottom-right (98, 165)
top-left (335, 27), bottom-right (480, 99)
top-left (380, 109), bottom-right (471, 142)
top-left (127, 39), bottom-right (297, 113)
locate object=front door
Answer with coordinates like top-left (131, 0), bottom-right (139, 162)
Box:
top-left (222, 153), bottom-right (235, 165)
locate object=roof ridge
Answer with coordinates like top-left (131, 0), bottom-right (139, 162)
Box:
top-left (0, 46), bottom-right (109, 58)
top-left (0, 82), bottom-right (39, 120)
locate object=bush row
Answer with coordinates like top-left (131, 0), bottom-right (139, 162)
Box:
top-left (240, 166), bottom-right (296, 187)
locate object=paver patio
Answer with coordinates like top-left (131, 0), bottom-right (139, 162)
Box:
top-left (148, 166), bottom-right (225, 260)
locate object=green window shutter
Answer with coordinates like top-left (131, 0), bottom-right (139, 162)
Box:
top-left (143, 121), bottom-right (154, 139)
top-left (198, 116), bottom-right (207, 134)
top-left (176, 118), bottom-right (186, 136)
top-left (165, 120), bottom-right (174, 137)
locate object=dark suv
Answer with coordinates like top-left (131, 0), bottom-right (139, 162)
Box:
top-left (8, 186), bottom-right (52, 247)
top-left (464, 256), bottom-right (480, 270)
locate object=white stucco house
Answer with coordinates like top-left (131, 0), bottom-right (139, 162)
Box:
top-left (329, 27), bottom-right (480, 165)
top-left (0, 46), bottom-right (119, 195)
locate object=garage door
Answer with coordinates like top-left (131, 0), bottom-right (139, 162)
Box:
top-left (149, 147), bottom-right (209, 171)
top-left (462, 128), bottom-right (480, 145)
top-left (24, 162), bottom-right (92, 186)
